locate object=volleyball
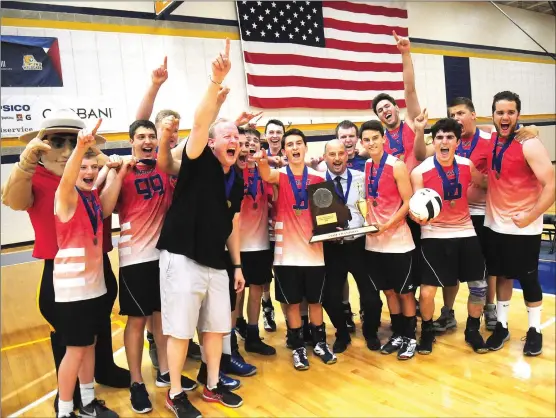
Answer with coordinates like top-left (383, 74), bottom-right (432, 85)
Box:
top-left (409, 188), bottom-right (443, 222)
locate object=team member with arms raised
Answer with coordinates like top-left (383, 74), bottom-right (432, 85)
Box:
top-left (410, 118), bottom-right (489, 355)
top-left (253, 129), bottom-right (336, 370)
top-left (484, 91), bottom-right (555, 356)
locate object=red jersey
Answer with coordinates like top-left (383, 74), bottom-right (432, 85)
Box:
top-left (413, 155), bottom-right (475, 239)
top-left (385, 121), bottom-right (418, 173)
top-left (53, 189), bottom-right (106, 302)
top-left (240, 166), bottom-right (270, 251)
top-left (364, 154), bottom-right (414, 253)
top-left (485, 134), bottom-right (543, 235)
top-left (273, 167), bottom-right (325, 266)
top-left (117, 164), bottom-right (174, 267)
top-left (456, 128), bottom-right (490, 216)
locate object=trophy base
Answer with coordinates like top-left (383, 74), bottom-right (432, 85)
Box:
top-left (309, 225), bottom-right (379, 243)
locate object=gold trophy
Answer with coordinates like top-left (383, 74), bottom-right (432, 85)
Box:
top-left (355, 182), bottom-right (369, 226)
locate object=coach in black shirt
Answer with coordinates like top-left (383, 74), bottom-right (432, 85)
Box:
top-left (156, 39), bottom-right (245, 415)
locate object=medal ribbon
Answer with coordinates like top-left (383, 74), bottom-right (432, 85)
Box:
top-left (76, 188), bottom-right (102, 236)
top-left (326, 170), bottom-right (352, 204)
top-left (224, 168), bottom-right (236, 201)
top-left (138, 158), bottom-right (157, 166)
top-left (456, 128), bottom-right (480, 159)
top-left (366, 151), bottom-right (388, 199)
top-left (491, 133), bottom-right (514, 177)
top-left (385, 121), bottom-right (405, 157)
top-left (433, 156), bottom-right (462, 202)
top-left (287, 165), bottom-right (308, 210)
top-left (244, 166), bottom-right (263, 201)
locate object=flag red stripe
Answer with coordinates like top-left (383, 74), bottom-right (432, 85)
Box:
top-left (247, 74), bottom-right (404, 91)
top-left (323, 17), bottom-right (408, 37)
top-left (243, 52), bottom-right (403, 72)
top-left (323, 1), bottom-right (408, 19)
top-left (249, 96), bottom-right (406, 110)
top-left (325, 38), bottom-right (399, 54)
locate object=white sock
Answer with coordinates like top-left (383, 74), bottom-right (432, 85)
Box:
top-left (80, 382), bottom-right (95, 408)
top-left (497, 301), bottom-right (510, 328)
top-left (58, 399), bottom-right (74, 417)
top-left (527, 306), bottom-right (542, 332)
top-left (223, 333), bottom-right (231, 355)
top-left (170, 391), bottom-right (182, 399)
top-left (262, 292), bottom-right (270, 302)
top-left (200, 344), bottom-right (206, 363)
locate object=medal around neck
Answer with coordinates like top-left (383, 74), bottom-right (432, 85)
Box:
top-left (308, 180), bottom-right (377, 243)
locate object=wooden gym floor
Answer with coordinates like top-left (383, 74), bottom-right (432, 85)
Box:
top-left (1, 246), bottom-right (555, 417)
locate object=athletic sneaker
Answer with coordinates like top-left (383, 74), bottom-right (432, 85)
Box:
top-left (332, 336), bottom-right (351, 353)
top-left (166, 390), bottom-right (201, 418)
top-left (381, 335), bottom-right (403, 355)
top-left (202, 382), bottom-right (243, 408)
top-left (432, 306), bottom-right (457, 332)
top-left (197, 363), bottom-right (241, 390)
top-left (313, 341), bottom-right (337, 364)
top-left (187, 340), bottom-right (202, 361)
top-left (147, 332), bottom-right (159, 370)
top-left (344, 303), bottom-right (356, 334)
top-left (366, 335), bottom-right (381, 351)
top-left (235, 317), bottom-right (248, 341)
top-left (465, 328), bottom-right (488, 354)
top-left (483, 304), bottom-right (497, 331)
top-left (417, 329), bottom-right (436, 355)
top-left (292, 347), bottom-right (310, 371)
top-left (245, 327), bottom-right (277, 356)
top-left (262, 298), bottom-right (277, 332)
top-left (486, 322), bottom-right (510, 351)
top-left (523, 327), bottom-right (542, 356)
top-left (228, 353), bottom-right (257, 377)
top-left (397, 337), bottom-right (417, 360)
top-left (129, 383), bottom-right (152, 414)
top-left (60, 413), bottom-right (78, 418)
top-left (79, 399), bottom-right (118, 418)
top-left (156, 371), bottom-right (197, 391)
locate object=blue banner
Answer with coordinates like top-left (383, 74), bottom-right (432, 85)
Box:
top-left (1, 35), bottom-right (63, 87)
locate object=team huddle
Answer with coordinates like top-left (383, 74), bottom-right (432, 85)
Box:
top-left (2, 33), bottom-right (554, 418)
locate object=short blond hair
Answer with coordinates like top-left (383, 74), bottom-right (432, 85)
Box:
top-left (208, 118), bottom-right (231, 139)
top-left (155, 109), bottom-right (181, 126)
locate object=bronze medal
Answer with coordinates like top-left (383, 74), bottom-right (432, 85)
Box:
top-left (399, 154), bottom-right (405, 162)
top-left (450, 200), bottom-right (456, 208)
top-left (295, 208), bottom-right (301, 216)
top-left (372, 200), bottom-right (378, 207)
top-left (495, 172), bottom-right (500, 180)
top-left (227, 200), bottom-right (231, 208)
top-left (93, 237), bottom-right (98, 246)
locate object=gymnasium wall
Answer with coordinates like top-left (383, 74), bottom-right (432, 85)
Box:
top-left (1, 1), bottom-right (555, 246)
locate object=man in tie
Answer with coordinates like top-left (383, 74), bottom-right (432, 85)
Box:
top-left (321, 140), bottom-right (383, 353)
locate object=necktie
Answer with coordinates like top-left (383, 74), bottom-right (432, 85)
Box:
top-left (335, 176), bottom-right (345, 200)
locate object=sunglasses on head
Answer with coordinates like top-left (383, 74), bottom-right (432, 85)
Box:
top-left (48, 134), bottom-right (78, 150)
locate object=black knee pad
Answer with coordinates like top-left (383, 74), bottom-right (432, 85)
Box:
top-left (519, 275), bottom-right (543, 303)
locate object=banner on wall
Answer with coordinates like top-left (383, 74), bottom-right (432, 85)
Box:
top-left (1, 96), bottom-right (127, 139)
top-left (154, 0), bottom-right (176, 15)
top-left (1, 36), bottom-right (63, 88)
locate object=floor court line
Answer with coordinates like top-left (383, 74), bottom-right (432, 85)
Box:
top-left (1, 336), bottom-right (52, 352)
top-left (540, 316), bottom-right (556, 330)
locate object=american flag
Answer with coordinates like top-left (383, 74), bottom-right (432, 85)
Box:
top-left (236, 1), bottom-right (408, 110)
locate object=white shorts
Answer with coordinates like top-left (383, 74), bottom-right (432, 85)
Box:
top-left (159, 250), bottom-right (231, 339)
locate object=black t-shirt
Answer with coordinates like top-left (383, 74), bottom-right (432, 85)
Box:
top-left (157, 145), bottom-right (244, 269)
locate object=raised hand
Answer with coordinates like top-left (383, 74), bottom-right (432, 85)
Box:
top-left (414, 108), bottom-right (428, 131)
top-left (23, 128), bottom-right (51, 158)
top-left (77, 119), bottom-right (102, 150)
top-left (152, 56), bottom-right (168, 86)
top-left (211, 38), bottom-right (231, 83)
top-left (515, 124), bottom-right (539, 143)
top-left (393, 30), bottom-right (411, 54)
top-left (105, 154), bottom-right (123, 169)
top-left (234, 110), bottom-right (263, 127)
top-left (250, 148), bottom-right (268, 164)
top-left (161, 115), bottom-right (179, 138)
top-left (216, 85), bottom-right (231, 106)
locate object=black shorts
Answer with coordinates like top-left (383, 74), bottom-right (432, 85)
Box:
top-left (420, 237), bottom-right (486, 287)
top-left (407, 216), bottom-right (422, 287)
top-left (54, 296), bottom-right (104, 347)
top-left (471, 215), bottom-right (487, 253)
top-left (483, 228), bottom-right (541, 280)
top-left (119, 260), bottom-right (161, 317)
top-left (366, 250), bottom-right (414, 294)
top-left (274, 266), bottom-right (326, 305)
top-left (241, 250), bottom-right (273, 286)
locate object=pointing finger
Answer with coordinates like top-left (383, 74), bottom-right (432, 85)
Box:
top-left (92, 119), bottom-right (103, 136)
top-left (392, 30), bottom-right (399, 41)
top-left (224, 38), bottom-right (230, 57)
top-left (163, 56), bottom-right (167, 70)
top-left (36, 128), bottom-right (47, 141)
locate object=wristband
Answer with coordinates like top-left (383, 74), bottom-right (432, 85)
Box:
top-left (233, 264), bottom-right (242, 269)
top-left (210, 75), bottom-right (222, 85)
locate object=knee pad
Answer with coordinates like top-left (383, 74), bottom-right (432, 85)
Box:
top-left (519, 276), bottom-right (543, 303)
top-left (467, 280), bottom-right (487, 305)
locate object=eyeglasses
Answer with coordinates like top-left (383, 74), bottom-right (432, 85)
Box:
top-left (48, 135), bottom-right (78, 150)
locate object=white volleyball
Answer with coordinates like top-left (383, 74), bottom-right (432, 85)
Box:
top-left (409, 188), bottom-right (443, 222)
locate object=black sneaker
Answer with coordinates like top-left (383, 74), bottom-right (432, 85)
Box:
top-left (262, 298), bottom-right (277, 332)
top-left (432, 306), bottom-right (457, 332)
top-left (235, 317), bottom-right (248, 341)
top-left (366, 335), bottom-right (381, 351)
top-left (292, 347), bottom-right (310, 371)
top-left (486, 322), bottom-right (510, 351)
top-left (380, 334), bottom-right (403, 355)
top-left (166, 390), bottom-right (202, 418)
top-left (344, 303), bottom-right (356, 334)
top-left (313, 341), bottom-right (337, 364)
top-left (417, 329), bottom-right (436, 355)
top-left (147, 332), bottom-right (159, 370)
top-left (202, 382), bottom-right (243, 408)
top-left (523, 327), bottom-right (542, 356)
top-left (156, 371), bottom-right (197, 391)
top-left (130, 382), bottom-right (152, 414)
top-left (245, 334), bottom-right (277, 356)
top-left (332, 336), bottom-right (351, 353)
top-left (79, 399), bottom-right (118, 418)
top-left (187, 340), bottom-right (202, 361)
top-left (465, 328), bottom-right (489, 354)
